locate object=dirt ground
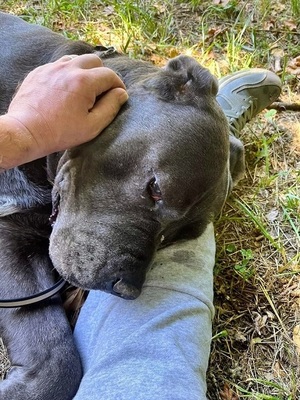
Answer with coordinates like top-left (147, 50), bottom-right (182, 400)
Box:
top-left (0, 1), bottom-right (299, 399)
top-left (208, 115), bottom-right (300, 399)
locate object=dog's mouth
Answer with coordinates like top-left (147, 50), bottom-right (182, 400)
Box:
top-left (49, 206), bottom-right (59, 227)
top-left (49, 194), bottom-right (60, 227)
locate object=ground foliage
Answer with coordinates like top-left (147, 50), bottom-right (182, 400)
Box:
top-left (0, 1), bottom-right (299, 399)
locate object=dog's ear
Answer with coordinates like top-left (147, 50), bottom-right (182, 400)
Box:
top-left (164, 56), bottom-right (219, 96)
top-left (143, 55), bottom-right (218, 104)
top-left (229, 135), bottom-right (245, 187)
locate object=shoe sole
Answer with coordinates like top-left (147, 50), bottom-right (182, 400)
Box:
top-left (218, 68), bottom-right (282, 100)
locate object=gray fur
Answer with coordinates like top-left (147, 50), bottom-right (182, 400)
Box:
top-left (0, 168), bottom-right (52, 216)
top-left (0, 11), bottom-right (243, 400)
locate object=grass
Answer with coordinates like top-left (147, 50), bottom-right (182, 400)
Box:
top-left (0, 339), bottom-right (10, 381)
top-left (0, 0), bottom-right (299, 399)
top-left (291, 0), bottom-right (300, 17)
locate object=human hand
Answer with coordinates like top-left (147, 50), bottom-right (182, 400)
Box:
top-left (4, 53), bottom-right (128, 159)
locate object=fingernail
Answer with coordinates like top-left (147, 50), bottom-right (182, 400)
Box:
top-left (119, 90), bottom-right (129, 104)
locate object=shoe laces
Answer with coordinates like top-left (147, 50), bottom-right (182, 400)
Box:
top-left (229, 97), bottom-right (256, 137)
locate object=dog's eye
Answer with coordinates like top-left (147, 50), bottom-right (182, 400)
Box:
top-left (148, 178), bottom-right (162, 202)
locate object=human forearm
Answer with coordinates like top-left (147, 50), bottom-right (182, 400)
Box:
top-left (0, 114), bottom-right (38, 170)
top-left (0, 53), bottom-right (128, 171)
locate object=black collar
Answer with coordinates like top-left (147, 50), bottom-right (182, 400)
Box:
top-left (0, 278), bottom-right (65, 308)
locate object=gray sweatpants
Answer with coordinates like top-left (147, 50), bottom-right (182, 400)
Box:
top-left (73, 223), bottom-right (215, 400)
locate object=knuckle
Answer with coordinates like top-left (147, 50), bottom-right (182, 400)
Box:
top-left (70, 70), bottom-right (91, 89)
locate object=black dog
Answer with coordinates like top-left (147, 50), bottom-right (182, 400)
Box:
top-left (0, 12), bottom-right (244, 400)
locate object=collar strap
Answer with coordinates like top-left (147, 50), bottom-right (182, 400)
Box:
top-left (0, 278), bottom-right (66, 308)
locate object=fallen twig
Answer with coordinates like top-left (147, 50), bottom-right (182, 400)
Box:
top-left (267, 102), bottom-right (300, 112)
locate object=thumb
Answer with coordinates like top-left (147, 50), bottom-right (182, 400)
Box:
top-left (88, 88), bottom-right (129, 138)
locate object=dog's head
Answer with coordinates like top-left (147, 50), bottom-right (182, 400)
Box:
top-left (49, 56), bottom-right (231, 299)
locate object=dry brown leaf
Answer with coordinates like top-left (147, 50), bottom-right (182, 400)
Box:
top-left (212, 0), bottom-right (230, 5)
top-left (278, 121), bottom-right (300, 154)
top-left (254, 312), bottom-right (268, 335)
top-left (52, 20), bottom-right (67, 31)
top-left (206, 27), bottom-right (223, 42)
top-left (286, 55), bottom-right (300, 76)
top-left (166, 47), bottom-right (180, 59)
top-left (154, 3), bottom-right (167, 13)
top-left (206, 50), bottom-right (219, 60)
top-left (283, 20), bottom-right (298, 31)
top-left (291, 289), bottom-right (300, 297)
top-left (267, 209), bottom-right (279, 222)
top-left (273, 3), bottom-right (286, 13)
top-left (263, 19), bottom-right (275, 31)
top-left (233, 330), bottom-right (247, 342)
top-left (63, 287), bottom-right (86, 313)
top-left (271, 48), bottom-right (284, 72)
top-left (63, 287), bottom-right (87, 327)
top-left (273, 361), bottom-right (285, 379)
top-left (103, 6), bottom-right (115, 16)
top-left (149, 53), bottom-right (167, 66)
top-left (220, 383), bottom-right (239, 400)
top-left (293, 325), bottom-right (300, 353)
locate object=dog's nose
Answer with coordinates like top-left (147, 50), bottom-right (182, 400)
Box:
top-left (112, 278), bottom-right (141, 300)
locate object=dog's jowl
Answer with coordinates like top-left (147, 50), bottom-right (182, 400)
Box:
top-left (0, 11), bottom-right (242, 400)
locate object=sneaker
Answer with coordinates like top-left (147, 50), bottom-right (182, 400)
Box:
top-left (216, 68), bottom-right (282, 136)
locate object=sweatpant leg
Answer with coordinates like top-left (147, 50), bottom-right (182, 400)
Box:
top-left (73, 223), bottom-right (215, 400)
